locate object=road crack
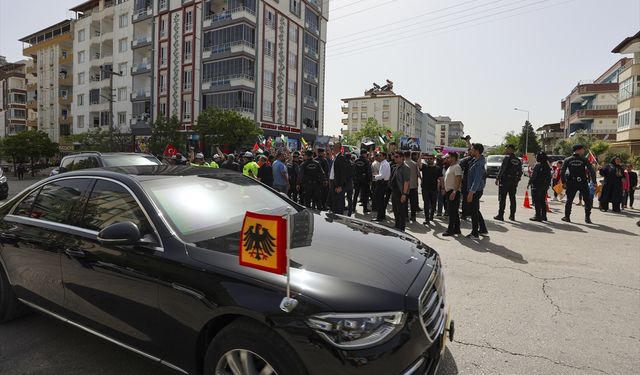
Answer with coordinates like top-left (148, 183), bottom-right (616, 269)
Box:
top-left (453, 339), bottom-right (611, 375)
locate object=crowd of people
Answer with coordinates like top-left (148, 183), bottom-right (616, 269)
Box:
top-left (166, 137), bottom-right (639, 235)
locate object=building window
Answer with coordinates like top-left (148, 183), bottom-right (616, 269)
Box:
top-left (287, 106), bottom-right (296, 124)
top-left (288, 51), bottom-right (297, 67)
top-left (264, 40), bottom-right (274, 58)
top-left (351, 112), bottom-right (357, 119)
top-left (302, 107), bottom-right (317, 129)
top-left (266, 10), bottom-right (275, 29)
top-left (159, 18), bottom-right (167, 38)
top-left (184, 40), bottom-right (192, 61)
top-left (383, 99), bottom-right (389, 106)
top-left (289, 25), bottom-right (298, 43)
top-left (182, 99), bottom-right (191, 120)
top-left (119, 13), bottom-right (128, 28)
top-left (118, 38), bottom-right (128, 53)
top-left (118, 62), bottom-right (127, 75)
top-left (263, 100), bottom-right (273, 118)
top-left (77, 94), bottom-right (84, 106)
top-left (159, 74), bottom-right (166, 93)
top-left (264, 71), bottom-right (274, 88)
top-left (159, 0), bottom-right (167, 10)
top-left (118, 87), bottom-right (127, 101)
top-left (118, 112), bottom-right (126, 125)
top-left (288, 79), bottom-right (296, 95)
top-left (619, 78), bottom-right (633, 101)
top-left (185, 10), bottom-right (193, 32)
top-left (78, 51), bottom-right (85, 64)
top-left (382, 111), bottom-right (389, 119)
top-left (78, 29), bottom-right (85, 42)
top-left (290, 0), bottom-right (300, 16)
top-left (183, 70), bottom-right (192, 90)
top-left (361, 112), bottom-right (367, 120)
top-left (160, 46), bottom-right (167, 65)
top-left (77, 115), bottom-right (85, 128)
top-left (159, 102), bottom-right (166, 116)
top-left (78, 72), bottom-right (85, 85)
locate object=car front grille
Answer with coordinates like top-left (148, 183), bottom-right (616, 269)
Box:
top-left (418, 259), bottom-right (445, 341)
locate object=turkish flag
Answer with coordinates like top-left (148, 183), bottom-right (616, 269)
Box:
top-left (522, 153), bottom-right (529, 162)
top-left (587, 152), bottom-right (596, 164)
top-left (163, 144), bottom-right (177, 157)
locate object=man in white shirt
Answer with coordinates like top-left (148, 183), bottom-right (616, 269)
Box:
top-left (372, 152), bottom-right (391, 222)
top-left (441, 152), bottom-right (463, 236)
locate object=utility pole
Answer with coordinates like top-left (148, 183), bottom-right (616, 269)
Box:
top-left (514, 108), bottom-right (530, 156)
top-left (101, 65), bottom-right (122, 149)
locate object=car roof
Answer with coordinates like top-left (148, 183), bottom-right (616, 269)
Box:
top-left (63, 152), bottom-right (156, 158)
top-left (58, 165), bottom-right (237, 181)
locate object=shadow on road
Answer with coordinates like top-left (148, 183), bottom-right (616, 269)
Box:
top-left (454, 236), bottom-right (528, 264)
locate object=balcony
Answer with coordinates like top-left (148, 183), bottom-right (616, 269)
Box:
top-left (202, 40), bottom-right (255, 59)
top-left (341, 106), bottom-right (348, 114)
top-left (26, 65), bottom-right (37, 75)
top-left (568, 107), bottom-right (618, 124)
top-left (203, 6), bottom-right (257, 28)
top-left (132, 35), bottom-right (152, 49)
top-left (303, 45), bottom-right (319, 60)
top-left (59, 53), bottom-right (73, 66)
top-left (131, 90), bottom-right (151, 101)
top-left (132, 7), bottom-right (152, 22)
top-left (304, 96), bottom-right (318, 107)
top-left (59, 96), bottom-right (72, 106)
top-left (59, 115), bottom-right (72, 125)
top-left (27, 99), bottom-right (38, 109)
top-left (569, 82), bottom-right (619, 103)
top-left (305, 21), bottom-right (320, 36)
top-left (303, 71), bottom-right (319, 84)
top-left (202, 74), bottom-right (255, 91)
top-left (27, 118), bottom-right (37, 129)
top-left (540, 131), bottom-right (564, 140)
top-left (27, 82), bottom-right (37, 91)
top-left (59, 75), bottom-right (73, 87)
top-left (341, 118), bottom-right (349, 125)
top-left (131, 60), bottom-right (152, 75)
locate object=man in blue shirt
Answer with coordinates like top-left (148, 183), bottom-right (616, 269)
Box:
top-left (466, 143), bottom-right (488, 239)
top-left (272, 151), bottom-right (289, 193)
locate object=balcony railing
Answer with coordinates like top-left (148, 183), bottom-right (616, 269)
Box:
top-left (132, 7), bottom-right (152, 22)
top-left (131, 60), bottom-right (152, 75)
top-left (203, 6), bottom-right (257, 27)
top-left (59, 115), bottom-right (72, 125)
top-left (202, 74), bottom-right (255, 90)
top-left (303, 45), bottom-right (319, 60)
top-left (304, 95), bottom-right (318, 107)
top-left (132, 35), bottom-right (152, 49)
top-left (305, 21), bottom-right (320, 36)
top-left (303, 71), bottom-right (319, 84)
top-left (203, 40), bottom-right (255, 58)
top-left (131, 90), bottom-right (151, 101)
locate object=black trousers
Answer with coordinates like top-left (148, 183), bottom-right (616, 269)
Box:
top-left (497, 181), bottom-right (518, 217)
top-left (446, 191), bottom-right (461, 234)
top-left (565, 182), bottom-right (591, 218)
top-left (320, 183), bottom-right (329, 210)
top-left (460, 187), bottom-right (469, 218)
top-left (531, 186), bottom-right (547, 220)
top-left (409, 188), bottom-right (419, 220)
top-left (353, 180), bottom-right (370, 211)
top-left (303, 184), bottom-right (322, 210)
top-left (329, 182), bottom-right (346, 215)
top-left (626, 189), bottom-right (635, 207)
top-left (288, 184), bottom-right (298, 203)
top-left (392, 191), bottom-right (408, 231)
top-left (470, 190), bottom-right (487, 236)
top-left (345, 188), bottom-right (353, 215)
top-left (422, 189), bottom-right (437, 220)
top-left (375, 181), bottom-right (389, 220)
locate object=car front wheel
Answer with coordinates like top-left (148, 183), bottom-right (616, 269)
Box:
top-left (204, 318), bottom-right (308, 375)
top-left (0, 264), bottom-right (28, 323)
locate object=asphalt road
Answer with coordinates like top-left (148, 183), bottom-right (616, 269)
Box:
top-left (1, 176), bottom-right (638, 375)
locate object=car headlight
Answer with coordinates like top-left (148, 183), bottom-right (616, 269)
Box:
top-left (0, 175), bottom-right (6, 184)
top-left (306, 312), bottom-right (406, 349)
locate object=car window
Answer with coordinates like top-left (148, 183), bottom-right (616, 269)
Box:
top-left (71, 156), bottom-right (100, 171)
top-left (487, 155), bottom-right (505, 163)
top-left (14, 188), bottom-right (41, 217)
top-left (82, 180), bottom-right (151, 235)
top-left (60, 157), bottom-right (75, 171)
top-left (27, 179), bottom-right (92, 224)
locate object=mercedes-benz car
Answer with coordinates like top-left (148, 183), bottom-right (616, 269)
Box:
top-left (0, 166), bottom-right (452, 375)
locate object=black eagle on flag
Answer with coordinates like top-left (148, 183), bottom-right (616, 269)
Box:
top-left (243, 224), bottom-right (277, 260)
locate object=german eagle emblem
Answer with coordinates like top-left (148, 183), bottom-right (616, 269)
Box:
top-left (243, 224), bottom-right (277, 261)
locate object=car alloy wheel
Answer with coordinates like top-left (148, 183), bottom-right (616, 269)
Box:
top-left (215, 349), bottom-right (278, 375)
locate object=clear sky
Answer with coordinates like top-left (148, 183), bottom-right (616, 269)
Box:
top-left (2, 0), bottom-right (639, 145)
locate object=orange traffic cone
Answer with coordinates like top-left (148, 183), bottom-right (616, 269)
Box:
top-left (523, 190), bottom-right (532, 209)
top-left (545, 194), bottom-right (552, 213)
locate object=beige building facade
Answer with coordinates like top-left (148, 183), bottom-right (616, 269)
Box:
top-left (612, 30), bottom-right (640, 155)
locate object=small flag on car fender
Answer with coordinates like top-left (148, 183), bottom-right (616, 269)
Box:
top-left (239, 212), bottom-right (287, 275)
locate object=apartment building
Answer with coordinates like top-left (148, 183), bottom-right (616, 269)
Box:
top-left (197, 0), bottom-right (328, 146)
top-left (536, 122), bottom-right (563, 153)
top-left (560, 58), bottom-right (629, 140)
top-left (20, 20), bottom-right (74, 143)
top-left (341, 86), bottom-right (422, 139)
top-left (422, 112), bottom-right (437, 154)
top-left (71, 0), bottom-right (135, 134)
top-left (611, 30), bottom-right (640, 155)
top-left (433, 116), bottom-right (465, 147)
top-left (0, 59), bottom-right (31, 137)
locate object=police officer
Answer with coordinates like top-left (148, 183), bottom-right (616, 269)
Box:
top-left (315, 148), bottom-right (330, 210)
top-left (242, 152), bottom-right (259, 178)
top-left (299, 150), bottom-right (325, 209)
top-left (494, 144), bottom-right (523, 221)
top-left (561, 144), bottom-right (596, 223)
top-left (352, 150), bottom-right (372, 213)
top-left (287, 152), bottom-right (301, 202)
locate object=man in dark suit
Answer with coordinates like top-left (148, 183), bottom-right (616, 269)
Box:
top-left (329, 142), bottom-right (349, 215)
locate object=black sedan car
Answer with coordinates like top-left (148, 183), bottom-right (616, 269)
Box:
top-left (0, 166), bottom-right (452, 375)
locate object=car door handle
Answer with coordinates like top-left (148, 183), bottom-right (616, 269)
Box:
top-left (64, 249), bottom-right (86, 258)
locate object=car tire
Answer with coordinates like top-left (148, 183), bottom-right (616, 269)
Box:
top-left (203, 318), bottom-right (308, 375)
top-left (0, 263), bottom-right (28, 323)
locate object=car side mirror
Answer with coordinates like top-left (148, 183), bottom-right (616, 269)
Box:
top-left (97, 222), bottom-right (141, 246)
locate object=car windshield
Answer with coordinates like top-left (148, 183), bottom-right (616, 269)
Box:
top-left (487, 155), bottom-right (505, 163)
top-left (101, 154), bottom-right (161, 167)
top-left (141, 174), bottom-right (295, 243)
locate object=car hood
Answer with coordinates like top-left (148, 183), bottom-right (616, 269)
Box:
top-left (188, 210), bottom-right (436, 312)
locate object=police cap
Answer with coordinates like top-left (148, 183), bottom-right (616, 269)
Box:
top-left (572, 144), bottom-right (584, 152)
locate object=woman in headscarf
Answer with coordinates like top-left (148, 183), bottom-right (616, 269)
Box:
top-left (599, 156), bottom-right (625, 212)
top-left (528, 152), bottom-right (552, 221)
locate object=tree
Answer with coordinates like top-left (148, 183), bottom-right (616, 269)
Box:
top-left (3, 130), bottom-right (58, 176)
top-left (450, 139), bottom-right (469, 148)
top-left (68, 129), bottom-right (111, 152)
top-left (149, 115), bottom-right (182, 155)
top-left (518, 121), bottom-right (540, 155)
top-left (341, 118), bottom-right (393, 147)
top-left (194, 108), bottom-right (263, 154)
top-left (589, 140), bottom-right (610, 159)
top-left (487, 131), bottom-right (520, 155)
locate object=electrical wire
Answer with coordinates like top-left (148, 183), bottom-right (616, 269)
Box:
top-left (331, 0), bottom-right (400, 22)
top-left (330, 0), bottom-right (366, 13)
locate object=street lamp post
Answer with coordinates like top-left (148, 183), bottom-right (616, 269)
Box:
top-left (101, 65), bottom-right (123, 148)
top-left (514, 107), bottom-right (530, 156)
